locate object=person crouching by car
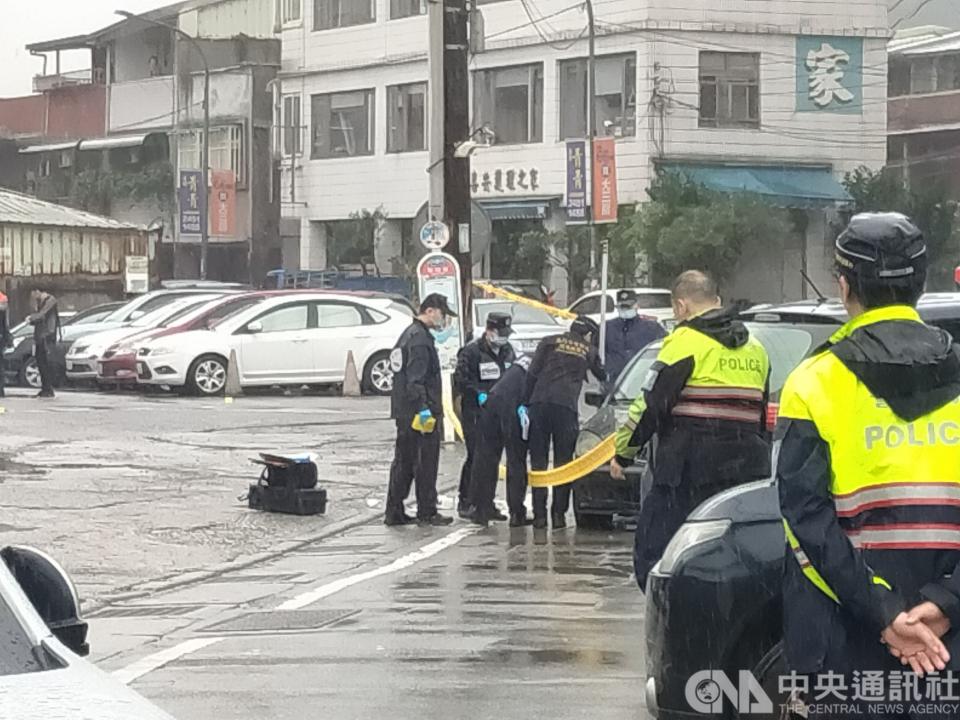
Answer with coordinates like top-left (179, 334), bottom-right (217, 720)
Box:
top-left (29, 288), bottom-right (59, 398)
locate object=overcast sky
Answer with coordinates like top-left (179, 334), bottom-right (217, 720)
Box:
top-left (0, 0), bottom-right (169, 98)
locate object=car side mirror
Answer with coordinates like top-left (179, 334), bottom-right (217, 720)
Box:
top-left (1, 546), bottom-right (89, 656)
top-left (584, 390), bottom-right (606, 408)
top-left (246, 320), bottom-right (263, 334)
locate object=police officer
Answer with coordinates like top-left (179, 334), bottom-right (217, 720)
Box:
top-left (604, 289), bottom-right (666, 385)
top-left (466, 354), bottom-right (534, 527)
top-left (28, 288), bottom-right (59, 399)
top-left (521, 316), bottom-right (605, 529)
top-left (454, 312), bottom-right (516, 520)
top-left (384, 293), bottom-right (456, 527)
top-left (612, 270), bottom-right (771, 590)
top-left (0, 292), bottom-right (9, 398)
top-left (778, 213), bottom-right (960, 712)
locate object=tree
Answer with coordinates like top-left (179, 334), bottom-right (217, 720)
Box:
top-left (327, 207), bottom-right (387, 272)
top-left (611, 171), bottom-right (793, 287)
top-left (843, 166), bottom-right (959, 290)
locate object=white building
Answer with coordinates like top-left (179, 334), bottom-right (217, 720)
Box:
top-left (277, 0), bottom-right (888, 304)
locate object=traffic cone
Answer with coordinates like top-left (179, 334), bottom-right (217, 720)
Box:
top-left (342, 351), bottom-right (361, 397)
top-left (225, 349), bottom-right (242, 399)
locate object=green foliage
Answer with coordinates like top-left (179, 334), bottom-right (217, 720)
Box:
top-left (327, 207), bottom-right (387, 269)
top-left (70, 162), bottom-right (176, 217)
top-left (843, 166), bottom-right (959, 290)
top-left (611, 171), bottom-right (793, 287)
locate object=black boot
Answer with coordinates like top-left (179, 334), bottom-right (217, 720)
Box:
top-left (384, 512), bottom-right (416, 527)
top-left (487, 507), bottom-right (508, 522)
top-left (466, 506), bottom-right (488, 528)
top-left (457, 499), bottom-right (471, 519)
top-left (532, 516), bottom-right (548, 530)
top-left (510, 513), bottom-right (533, 528)
top-left (551, 512), bottom-right (567, 530)
top-left (419, 513), bottom-right (454, 527)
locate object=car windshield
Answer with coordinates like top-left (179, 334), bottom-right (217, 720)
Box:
top-left (475, 302), bottom-right (557, 326)
top-left (635, 292), bottom-right (673, 309)
top-left (611, 324), bottom-right (817, 404)
top-left (0, 587), bottom-right (43, 676)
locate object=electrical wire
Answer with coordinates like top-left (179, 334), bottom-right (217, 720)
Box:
top-left (892, 0), bottom-right (944, 29)
top-left (517, 0), bottom-right (590, 52)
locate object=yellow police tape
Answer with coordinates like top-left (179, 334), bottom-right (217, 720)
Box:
top-left (441, 397), bottom-right (616, 488)
top-left (474, 282), bottom-right (577, 321)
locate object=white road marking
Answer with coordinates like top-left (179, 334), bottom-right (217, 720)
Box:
top-left (113, 637), bottom-right (225, 685)
top-left (111, 526), bottom-right (478, 683)
top-left (277, 526), bottom-right (479, 611)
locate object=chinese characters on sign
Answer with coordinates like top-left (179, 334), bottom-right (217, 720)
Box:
top-left (565, 140), bottom-right (587, 224)
top-left (471, 168), bottom-right (540, 195)
top-left (592, 137), bottom-right (618, 224)
top-left (796, 37), bottom-right (863, 113)
top-left (178, 170), bottom-right (204, 236)
top-left (416, 252), bottom-right (463, 371)
top-left (210, 170), bottom-right (237, 238)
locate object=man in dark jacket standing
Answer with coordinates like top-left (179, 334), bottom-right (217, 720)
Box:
top-left (521, 316), bottom-right (605, 529)
top-left (604, 289), bottom-right (666, 385)
top-left (453, 312), bottom-right (516, 519)
top-left (29, 289), bottom-right (59, 398)
top-left (466, 354), bottom-right (534, 526)
top-left (384, 293), bottom-right (456, 527)
top-left (612, 271), bottom-right (771, 590)
top-left (0, 292), bottom-right (9, 398)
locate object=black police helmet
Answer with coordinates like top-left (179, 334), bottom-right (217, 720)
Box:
top-left (570, 315), bottom-right (599, 339)
top-left (835, 212), bottom-right (926, 282)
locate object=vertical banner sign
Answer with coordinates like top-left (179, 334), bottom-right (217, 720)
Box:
top-left (178, 170), bottom-right (204, 236)
top-left (565, 140), bottom-right (587, 224)
top-left (416, 252), bottom-right (464, 372)
top-left (592, 138), bottom-right (618, 224)
top-left (210, 170), bottom-right (237, 238)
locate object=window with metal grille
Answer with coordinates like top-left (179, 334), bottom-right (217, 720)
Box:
top-left (178, 126), bottom-right (244, 185)
top-left (699, 52), bottom-right (760, 129)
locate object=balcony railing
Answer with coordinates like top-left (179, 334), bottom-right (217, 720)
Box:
top-left (33, 68), bottom-right (101, 94)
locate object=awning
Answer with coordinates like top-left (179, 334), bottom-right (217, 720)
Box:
top-left (78, 134), bottom-right (149, 151)
top-left (659, 163), bottom-right (852, 208)
top-left (479, 199), bottom-right (550, 221)
top-left (19, 141), bottom-right (80, 155)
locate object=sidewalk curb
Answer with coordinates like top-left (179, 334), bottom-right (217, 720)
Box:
top-left (83, 482), bottom-right (460, 615)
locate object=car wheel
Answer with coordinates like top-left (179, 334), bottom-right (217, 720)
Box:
top-left (574, 510), bottom-right (614, 531)
top-left (363, 352), bottom-right (394, 396)
top-left (19, 358), bottom-right (42, 389)
top-left (187, 354), bottom-right (228, 396)
top-left (739, 641), bottom-right (800, 720)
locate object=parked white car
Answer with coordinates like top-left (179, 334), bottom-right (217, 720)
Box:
top-left (470, 299), bottom-right (562, 356)
top-left (65, 296), bottom-right (226, 382)
top-left (0, 546), bottom-right (176, 720)
top-left (567, 287), bottom-right (674, 325)
top-left (135, 293), bottom-right (412, 396)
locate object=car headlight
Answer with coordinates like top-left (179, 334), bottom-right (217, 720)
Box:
top-left (576, 430), bottom-right (604, 457)
top-left (70, 345), bottom-right (89, 357)
top-left (655, 519), bottom-right (731, 576)
top-left (147, 346), bottom-right (174, 357)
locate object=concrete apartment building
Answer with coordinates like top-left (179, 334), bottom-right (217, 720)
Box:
top-left (22, 0), bottom-right (281, 283)
top-left (277, 0), bottom-right (889, 303)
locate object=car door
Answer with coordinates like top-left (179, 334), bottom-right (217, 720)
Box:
top-left (310, 301), bottom-right (369, 380)
top-left (235, 301), bottom-right (314, 384)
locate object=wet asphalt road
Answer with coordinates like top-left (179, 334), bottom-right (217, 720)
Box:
top-left (0, 388), bottom-right (648, 719)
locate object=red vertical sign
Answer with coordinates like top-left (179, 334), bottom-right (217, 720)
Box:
top-left (210, 170), bottom-right (237, 238)
top-left (592, 137), bottom-right (618, 224)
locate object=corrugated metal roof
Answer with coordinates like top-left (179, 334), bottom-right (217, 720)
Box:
top-left (0, 190), bottom-right (143, 232)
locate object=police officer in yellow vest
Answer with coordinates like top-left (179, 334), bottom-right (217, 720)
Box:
top-left (779, 214), bottom-right (958, 710)
top-left (612, 270), bottom-right (771, 590)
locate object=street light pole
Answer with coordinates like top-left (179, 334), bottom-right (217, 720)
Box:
top-left (116, 10), bottom-right (211, 280)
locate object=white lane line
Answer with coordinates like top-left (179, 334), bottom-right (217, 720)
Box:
top-left (113, 637), bottom-right (225, 685)
top-left (277, 526), bottom-right (479, 611)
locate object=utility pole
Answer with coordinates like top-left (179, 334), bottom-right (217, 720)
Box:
top-left (443, 0), bottom-right (474, 335)
top-left (584, 0), bottom-right (609, 362)
top-left (116, 10), bottom-right (211, 280)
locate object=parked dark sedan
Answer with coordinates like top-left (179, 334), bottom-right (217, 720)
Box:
top-left (3, 302), bottom-right (123, 389)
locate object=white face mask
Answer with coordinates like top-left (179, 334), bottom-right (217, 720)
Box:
top-left (618, 308), bottom-right (638, 320)
top-left (489, 335), bottom-right (509, 348)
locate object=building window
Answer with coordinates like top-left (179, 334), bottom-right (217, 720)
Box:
top-left (559, 54), bottom-right (636, 139)
top-left (390, 0), bottom-right (425, 19)
top-left (699, 52), bottom-right (760, 129)
top-left (311, 90), bottom-right (375, 158)
top-left (935, 54), bottom-right (960, 92)
top-left (283, 95), bottom-right (302, 156)
top-left (474, 64), bottom-right (544, 145)
top-left (280, 0), bottom-right (302, 24)
top-left (888, 58), bottom-right (911, 97)
top-left (387, 83), bottom-right (427, 152)
top-left (178, 126), bottom-right (244, 184)
top-left (314, 0), bottom-right (374, 30)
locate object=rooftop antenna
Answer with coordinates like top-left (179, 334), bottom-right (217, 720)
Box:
top-left (801, 268), bottom-right (827, 304)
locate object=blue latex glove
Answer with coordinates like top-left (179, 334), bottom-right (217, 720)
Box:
top-left (419, 408), bottom-right (433, 424)
top-left (478, 392), bottom-right (488, 407)
top-left (517, 405), bottom-right (530, 441)
top-left (517, 405), bottom-right (528, 420)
